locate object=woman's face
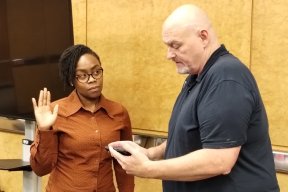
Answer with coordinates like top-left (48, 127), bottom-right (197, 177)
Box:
top-left (73, 53), bottom-right (103, 102)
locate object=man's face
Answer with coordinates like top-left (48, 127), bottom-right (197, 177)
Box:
top-left (162, 25), bottom-right (206, 75)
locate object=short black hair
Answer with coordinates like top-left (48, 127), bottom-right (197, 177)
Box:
top-left (59, 44), bottom-right (101, 89)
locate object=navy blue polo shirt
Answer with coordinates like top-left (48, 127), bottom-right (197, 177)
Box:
top-left (163, 45), bottom-right (279, 192)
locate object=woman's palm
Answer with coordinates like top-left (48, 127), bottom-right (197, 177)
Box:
top-left (32, 88), bottom-right (58, 130)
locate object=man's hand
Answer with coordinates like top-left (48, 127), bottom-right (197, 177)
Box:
top-left (108, 141), bottom-right (153, 178)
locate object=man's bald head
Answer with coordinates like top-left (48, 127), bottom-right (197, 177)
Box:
top-left (163, 4), bottom-right (212, 35)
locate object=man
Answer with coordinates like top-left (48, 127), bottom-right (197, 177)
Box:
top-left (109, 4), bottom-right (279, 192)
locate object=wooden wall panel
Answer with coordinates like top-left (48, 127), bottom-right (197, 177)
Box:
top-left (71, 0), bottom-right (87, 45)
top-left (252, 1), bottom-right (288, 190)
top-left (0, 132), bottom-right (23, 192)
top-left (251, 0), bottom-right (288, 147)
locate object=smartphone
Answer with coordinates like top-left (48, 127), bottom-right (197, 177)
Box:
top-left (105, 146), bottom-right (131, 156)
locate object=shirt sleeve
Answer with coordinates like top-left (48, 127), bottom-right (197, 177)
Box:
top-left (198, 80), bottom-right (256, 148)
top-left (30, 128), bottom-right (58, 176)
top-left (114, 106), bottom-right (135, 192)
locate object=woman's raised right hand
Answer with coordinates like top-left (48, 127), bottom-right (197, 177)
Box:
top-left (32, 88), bottom-right (58, 130)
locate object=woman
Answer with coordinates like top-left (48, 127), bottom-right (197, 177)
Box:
top-left (30, 44), bottom-right (134, 192)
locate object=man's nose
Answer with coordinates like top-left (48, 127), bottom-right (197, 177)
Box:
top-left (167, 47), bottom-right (176, 59)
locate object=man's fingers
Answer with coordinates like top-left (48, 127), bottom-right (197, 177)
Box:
top-left (109, 141), bottom-right (138, 155)
top-left (124, 141), bottom-right (137, 151)
top-left (109, 146), bottom-right (125, 162)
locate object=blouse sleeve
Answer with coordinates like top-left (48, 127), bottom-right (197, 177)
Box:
top-left (30, 128), bottom-right (58, 176)
top-left (114, 106), bottom-right (135, 192)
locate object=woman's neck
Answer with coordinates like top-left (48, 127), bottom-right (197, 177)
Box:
top-left (77, 92), bottom-right (100, 113)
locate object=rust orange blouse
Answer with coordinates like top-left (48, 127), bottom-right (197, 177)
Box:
top-left (30, 90), bottom-right (134, 192)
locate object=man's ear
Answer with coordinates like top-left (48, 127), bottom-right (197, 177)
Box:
top-left (199, 30), bottom-right (208, 40)
top-left (199, 29), bottom-right (209, 46)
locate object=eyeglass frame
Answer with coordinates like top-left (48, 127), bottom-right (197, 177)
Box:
top-left (75, 68), bottom-right (103, 83)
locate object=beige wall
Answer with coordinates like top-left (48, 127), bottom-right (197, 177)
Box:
top-left (0, 132), bottom-right (23, 192)
top-left (252, 0), bottom-right (288, 147)
top-left (252, 0), bottom-right (288, 191)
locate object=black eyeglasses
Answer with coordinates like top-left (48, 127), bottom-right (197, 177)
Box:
top-left (75, 68), bottom-right (103, 83)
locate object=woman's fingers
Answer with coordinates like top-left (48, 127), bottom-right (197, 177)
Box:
top-left (47, 90), bottom-right (51, 106)
top-left (43, 88), bottom-right (47, 106)
top-left (38, 89), bottom-right (43, 106)
top-left (37, 88), bottom-right (51, 106)
top-left (32, 98), bottom-right (37, 110)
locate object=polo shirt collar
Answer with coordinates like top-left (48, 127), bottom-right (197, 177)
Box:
top-left (196, 44), bottom-right (229, 82)
top-left (184, 45), bottom-right (229, 87)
